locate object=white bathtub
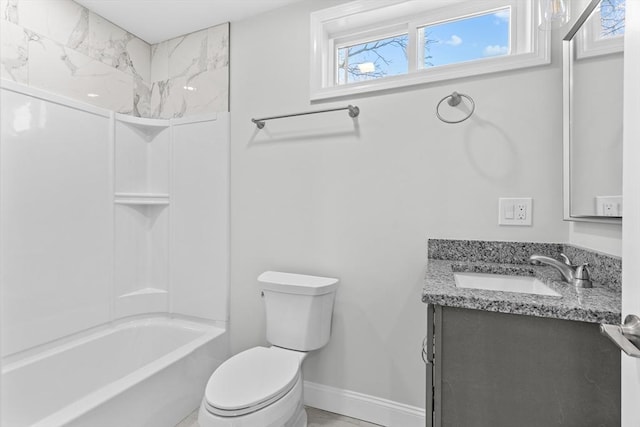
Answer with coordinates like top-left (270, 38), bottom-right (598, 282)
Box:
top-left (1, 316), bottom-right (228, 427)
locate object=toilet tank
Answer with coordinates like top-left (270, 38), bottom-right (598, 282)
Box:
top-left (258, 271), bottom-right (339, 351)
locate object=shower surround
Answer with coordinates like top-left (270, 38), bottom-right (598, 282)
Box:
top-left (0, 0), bottom-right (229, 118)
top-left (1, 68), bottom-right (230, 425)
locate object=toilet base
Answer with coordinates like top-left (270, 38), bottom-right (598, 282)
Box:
top-left (198, 400), bottom-right (306, 427)
top-left (286, 403), bottom-right (307, 427)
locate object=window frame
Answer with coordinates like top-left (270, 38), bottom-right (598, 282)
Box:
top-left (576, 1), bottom-right (624, 59)
top-left (310, 0), bottom-right (550, 101)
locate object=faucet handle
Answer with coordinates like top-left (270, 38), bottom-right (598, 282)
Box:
top-left (560, 253), bottom-right (572, 266)
top-left (574, 263), bottom-right (593, 288)
top-left (575, 263), bottom-right (590, 280)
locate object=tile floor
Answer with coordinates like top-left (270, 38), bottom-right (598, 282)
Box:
top-left (175, 406), bottom-right (383, 427)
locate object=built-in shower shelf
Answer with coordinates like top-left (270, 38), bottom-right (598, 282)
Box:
top-left (118, 288), bottom-right (168, 298)
top-left (114, 193), bottom-right (169, 205)
top-left (115, 113), bottom-right (169, 140)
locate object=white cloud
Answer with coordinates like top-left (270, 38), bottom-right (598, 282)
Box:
top-left (444, 35), bottom-right (462, 46)
top-left (493, 9), bottom-right (510, 22)
top-left (483, 44), bottom-right (509, 56)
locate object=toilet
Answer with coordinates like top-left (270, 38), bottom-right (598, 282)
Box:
top-left (198, 271), bottom-right (339, 427)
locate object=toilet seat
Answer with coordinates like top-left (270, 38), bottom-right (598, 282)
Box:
top-left (198, 376), bottom-right (305, 427)
top-left (204, 347), bottom-right (302, 417)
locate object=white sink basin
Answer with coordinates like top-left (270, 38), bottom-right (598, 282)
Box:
top-left (453, 272), bottom-right (561, 297)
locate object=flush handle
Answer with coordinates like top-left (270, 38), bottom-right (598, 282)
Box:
top-left (600, 314), bottom-right (640, 358)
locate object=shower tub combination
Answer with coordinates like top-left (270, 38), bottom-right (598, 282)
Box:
top-left (1, 316), bottom-right (227, 427)
top-left (1, 83), bottom-right (231, 427)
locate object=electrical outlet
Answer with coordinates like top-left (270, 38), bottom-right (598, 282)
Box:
top-left (595, 196), bottom-right (622, 217)
top-left (603, 203), bottom-right (615, 216)
top-left (499, 198), bottom-right (532, 226)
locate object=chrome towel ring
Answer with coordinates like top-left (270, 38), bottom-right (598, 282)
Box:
top-left (436, 91), bottom-right (475, 124)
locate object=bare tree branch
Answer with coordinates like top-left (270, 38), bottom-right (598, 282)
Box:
top-left (337, 35), bottom-right (408, 83)
top-left (600, 0), bottom-right (625, 37)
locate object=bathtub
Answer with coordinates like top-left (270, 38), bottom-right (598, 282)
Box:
top-left (1, 316), bottom-right (228, 427)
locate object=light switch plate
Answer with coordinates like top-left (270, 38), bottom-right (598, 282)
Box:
top-left (499, 197), bottom-right (532, 226)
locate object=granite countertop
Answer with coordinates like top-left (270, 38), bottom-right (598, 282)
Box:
top-left (422, 240), bottom-right (622, 324)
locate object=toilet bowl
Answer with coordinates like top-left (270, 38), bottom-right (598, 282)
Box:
top-left (198, 271), bottom-right (339, 427)
top-left (198, 347), bottom-right (307, 427)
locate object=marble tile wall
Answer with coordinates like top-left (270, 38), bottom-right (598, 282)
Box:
top-left (0, 0), bottom-right (146, 113)
top-left (0, 0), bottom-right (229, 118)
top-left (147, 23), bottom-right (229, 118)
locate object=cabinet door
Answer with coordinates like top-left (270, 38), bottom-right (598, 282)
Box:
top-left (435, 306), bottom-right (620, 427)
top-left (425, 304), bottom-right (435, 427)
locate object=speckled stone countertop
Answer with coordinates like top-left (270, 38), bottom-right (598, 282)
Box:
top-left (422, 239), bottom-right (621, 324)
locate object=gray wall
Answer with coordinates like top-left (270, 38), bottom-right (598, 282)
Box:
top-left (228, 0), bottom-right (616, 409)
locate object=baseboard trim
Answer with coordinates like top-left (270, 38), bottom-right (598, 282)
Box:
top-left (303, 381), bottom-right (425, 427)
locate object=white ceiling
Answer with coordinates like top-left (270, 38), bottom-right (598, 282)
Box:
top-left (75, 0), bottom-right (305, 44)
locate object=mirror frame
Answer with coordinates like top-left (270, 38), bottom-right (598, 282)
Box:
top-left (562, 0), bottom-right (622, 224)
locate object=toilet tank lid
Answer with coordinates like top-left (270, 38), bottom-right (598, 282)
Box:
top-left (258, 271), bottom-right (339, 295)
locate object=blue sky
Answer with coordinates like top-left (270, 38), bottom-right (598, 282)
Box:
top-left (425, 8), bottom-right (510, 67)
top-left (599, 0), bottom-right (625, 37)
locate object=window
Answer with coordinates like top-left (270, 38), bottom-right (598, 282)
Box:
top-left (600, 0), bottom-right (625, 38)
top-left (310, 1), bottom-right (549, 100)
top-left (419, 8), bottom-right (511, 69)
top-left (337, 33), bottom-right (409, 85)
top-left (577, 0), bottom-right (625, 58)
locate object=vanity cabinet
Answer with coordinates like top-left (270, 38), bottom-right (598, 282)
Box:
top-left (425, 305), bottom-right (620, 427)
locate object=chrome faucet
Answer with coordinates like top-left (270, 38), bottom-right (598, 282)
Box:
top-left (529, 253), bottom-right (592, 288)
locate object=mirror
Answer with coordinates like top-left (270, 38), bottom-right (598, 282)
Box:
top-left (563, 0), bottom-right (624, 222)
